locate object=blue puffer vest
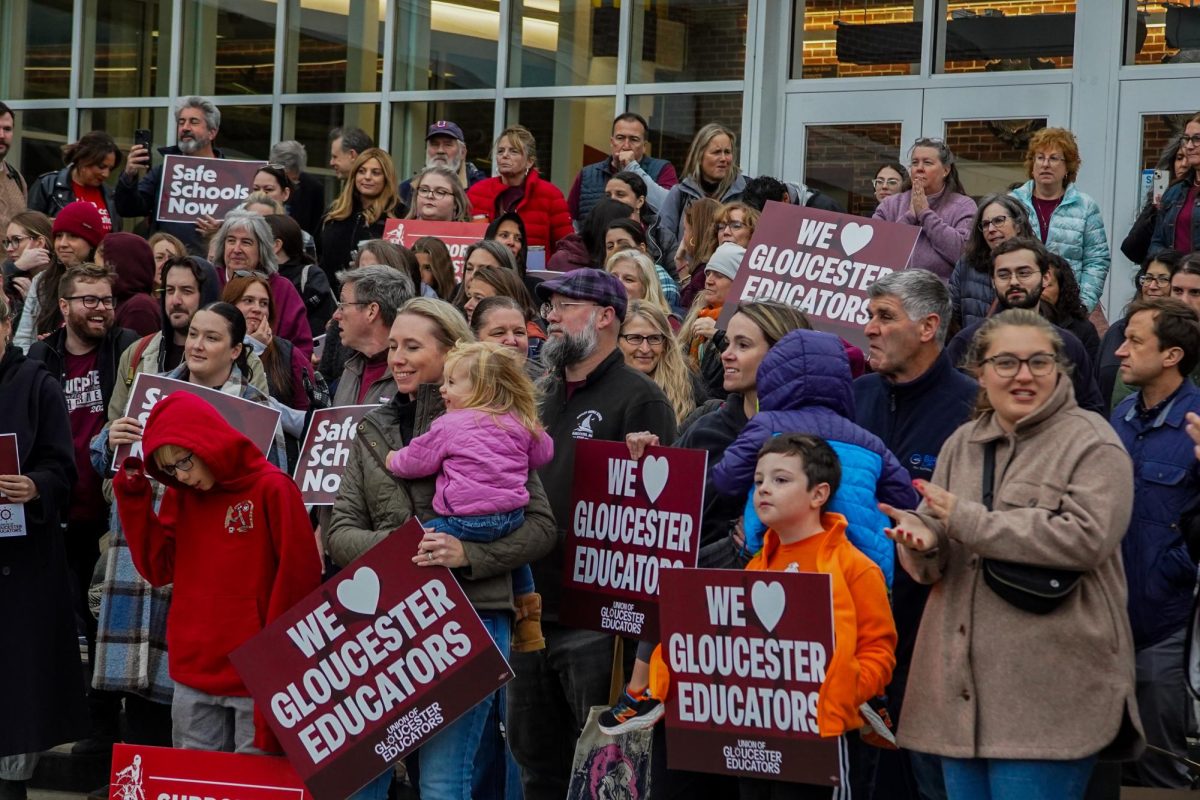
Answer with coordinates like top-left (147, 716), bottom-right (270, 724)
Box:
top-left (577, 156), bottom-right (671, 222)
top-left (710, 329), bottom-right (919, 585)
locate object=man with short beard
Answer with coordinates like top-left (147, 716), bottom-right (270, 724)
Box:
top-left (115, 96), bottom-right (223, 254)
top-left (398, 121), bottom-right (487, 207)
top-left (0, 100), bottom-right (27, 224)
top-left (28, 263), bottom-right (138, 753)
top-left (509, 268), bottom-right (676, 800)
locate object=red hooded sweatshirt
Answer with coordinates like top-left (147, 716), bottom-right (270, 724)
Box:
top-left (113, 392), bottom-right (321, 751)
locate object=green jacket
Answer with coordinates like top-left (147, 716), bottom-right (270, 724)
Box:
top-left (328, 384), bottom-right (557, 613)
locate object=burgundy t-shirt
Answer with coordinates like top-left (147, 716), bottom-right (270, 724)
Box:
top-left (1175, 184), bottom-right (1199, 254)
top-left (1031, 195), bottom-right (1063, 244)
top-left (64, 349), bottom-right (107, 522)
top-left (358, 351), bottom-right (389, 404)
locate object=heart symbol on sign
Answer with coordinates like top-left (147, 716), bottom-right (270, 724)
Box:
top-left (336, 566), bottom-right (380, 616)
top-left (840, 222), bottom-right (874, 257)
top-left (751, 580), bottom-right (786, 634)
top-left (642, 455), bottom-right (670, 504)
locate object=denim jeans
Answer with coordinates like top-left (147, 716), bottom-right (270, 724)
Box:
top-left (419, 611), bottom-right (521, 800)
top-left (427, 510), bottom-right (533, 595)
top-left (942, 755), bottom-right (1097, 800)
top-left (348, 768), bottom-right (393, 800)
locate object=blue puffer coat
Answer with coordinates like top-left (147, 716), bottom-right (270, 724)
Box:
top-left (948, 256), bottom-right (996, 330)
top-left (1011, 181), bottom-right (1111, 312)
top-left (710, 329), bottom-right (919, 585)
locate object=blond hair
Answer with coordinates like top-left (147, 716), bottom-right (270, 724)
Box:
top-left (325, 147), bottom-right (401, 225)
top-left (152, 444), bottom-right (191, 470)
top-left (605, 249), bottom-right (672, 317)
top-left (682, 123), bottom-right (739, 199)
top-left (397, 297), bottom-right (475, 350)
top-left (242, 192), bottom-right (285, 214)
top-left (623, 301), bottom-right (696, 424)
top-left (443, 341), bottom-right (544, 436)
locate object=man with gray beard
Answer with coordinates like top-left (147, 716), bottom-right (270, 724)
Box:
top-left (115, 96), bottom-right (224, 254)
top-left (397, 121), bottom-right (488, 207)
top-left (508, 268), bottom-right (677, 800)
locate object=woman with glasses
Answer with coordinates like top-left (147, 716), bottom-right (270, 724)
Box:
top-left (950, 195), bottom-right (1035, 329)
top-left (872, 162), bottom-right (910, 206)
top-left (885, 309), bottom-right (1140, 800)
top-left (3, 210), bottom-right (52, 330)
top-left (874, 138), bottom-right (976, 280)
top-left (1011, 128), bottom-right (1110, 313)
top-left (1151, 112), bottom-right (1200, 259)
top-left (404, 165), bottom-right (472, 223)
top-left (619, 300), bottom-right (705, 422)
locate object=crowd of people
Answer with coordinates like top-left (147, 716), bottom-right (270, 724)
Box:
top-left (1, 94), bottom-right (1200, 800)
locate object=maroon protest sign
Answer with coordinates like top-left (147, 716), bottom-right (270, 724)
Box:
top-left (0, 434), bottom-right (25, 538)
top-left (560, 440), bottom-right (706, 641)
top-left (659, 568), bottom-right (840, 786)
top-left (111, 373), bottom-right (281, 472)
top-left (293, 405), bottom-right (377, 505)
top-left (109, 743), bottom-right (313, 800)
top-left (382, 219), bottom-right (489, 281)
top-left (230, 520), bottom-right (513, 800)
top-left (716, 201), bottom-right (920, 349)
top-left (156, 154), bottom-right (266, 223)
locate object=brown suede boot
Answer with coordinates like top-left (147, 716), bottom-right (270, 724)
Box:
top-left (512, 592), bottom-right (546, 652)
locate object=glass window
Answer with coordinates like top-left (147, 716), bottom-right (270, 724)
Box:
top-left (283, 104), bottom-right (382, 208)
top-left (1125, 2), bottom-right (1199, 66)
top-left (3, 0), bottom-right (74, 99)
top-left (86, 0), bottom-right (173, 98)
top-left (285, 0), bottom-right (383, 94)
top-left (791, 1), bottom-right (921, 79)
top-left (394, 0), bottom-right (499, 90)
top-left (213, 105), bottom-right (273, 162)
top-left (626, 94), bottom-right (742, 179)
top-left (507, 0), bottom-right (618, 88)
top-left (938, 1), bottom-right (1074, 74)
top-left (803, 124), bottom-right (903, 217)
top-left (390, 101), bottom-right (495, 189)
top-left (1140, 114), bottom-right (1190, 191)
top-left (8, 108), bottom-right (70, 185)
top-left (630, 0), bottom-right (747, 83)
top-left (941, 118), bottom-right (1048, 199)
top-left (506, 97), bottom-right (616, 192)
top-left (181, 0), bottom-right (277, 96)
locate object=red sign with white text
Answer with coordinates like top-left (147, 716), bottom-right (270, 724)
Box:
top-left (292, 406), bottom-right (377, 505)
top-left (382, 219), bottom-right (489, 282)
top-left (659, 568), bottom-right (840, 786)
top-left (0, 434), bottom-right (26, 538)
top-left (716, 201), bottom-right (919, 349)
top-left (112, 373), bottom-right (281, 473)
top-left (560, 440), bottom-right (706, 641)
top-left (108, 743), bottom-right (313, 800)
top-left (155, 155), bottom-right (267, 223)
top-left (230, 520), bottom-right (514, 800)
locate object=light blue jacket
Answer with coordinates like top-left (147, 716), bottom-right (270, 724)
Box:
top-left (1011, 181), bottom-right (1111, 312)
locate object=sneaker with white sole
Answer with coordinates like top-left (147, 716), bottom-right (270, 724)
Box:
top-left (597, 689), bottom-right (665, 735)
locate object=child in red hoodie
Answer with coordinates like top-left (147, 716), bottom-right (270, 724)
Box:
top-left (113, 392), bottom-right (321, 753)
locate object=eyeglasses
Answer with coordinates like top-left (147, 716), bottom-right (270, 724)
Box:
top-left (416, 186), bottom-right (453, 199)
top-left (716, 222), bottom-right (746, 232)
top-left (1033, 154), bottom-right (1066, 165)
top-left (979, 215), bottom-right (1011, 231)
top-left (335, 300), bottom-right (369, 311)
top-left (1181, 135), bottom-right (1200, 147)
top-left (64, 295), bottom-right (116, 309)
top-left (982, 353), bottom-right (1058, 378)
top-left (993, 267), bottom-right (1039, 282)
top-left (872, 178), bottom-right (901, 188)
top-left (232, 269), bottom-right (269, 280)
top-left (619, 333), bottom-right (666, 347)
top-left (539, 300), bottom-right (597, 318)
top-left (1, 234), bottom-right (32, 250)
top-left (1139, 274), bottom-right (1172, 286)
top-left (159, 452), bottom-right (195, 476)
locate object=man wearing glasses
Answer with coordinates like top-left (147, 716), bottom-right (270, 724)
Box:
top-left (567, 112), bottom-right (679, 225)
top-left (28, 262), bottom-right (139, 753)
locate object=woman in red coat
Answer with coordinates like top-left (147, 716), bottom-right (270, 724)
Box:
top-left (467, 125), bottom-right (573, 256)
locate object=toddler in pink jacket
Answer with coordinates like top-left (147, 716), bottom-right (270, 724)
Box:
top-left (387, 341), bottom-right (553, 651)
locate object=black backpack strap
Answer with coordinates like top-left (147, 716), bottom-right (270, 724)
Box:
top-left (981, 440), bottom-right (998, 511)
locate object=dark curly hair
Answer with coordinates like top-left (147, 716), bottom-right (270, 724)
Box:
top-left (1046, 253), bottom-right (1087, 322)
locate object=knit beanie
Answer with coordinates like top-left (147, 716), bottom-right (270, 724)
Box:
top-left (52, 201), bottom-right (106, 248)
top-left (705, 242), bottom-right (746, 281)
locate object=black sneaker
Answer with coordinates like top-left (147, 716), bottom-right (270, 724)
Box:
top-left (597, 690), bottom-right (664, 735)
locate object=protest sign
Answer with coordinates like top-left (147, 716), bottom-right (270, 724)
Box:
top-left (560, 440), bottom-right (706, 640)
top-left (155, 155), bottom-right (266, 223)
top-left (111, 373), bottom-right (281, 472)
top-left (231, 520), bottom-right (514, 800)
top-left (293, 406), bottom-right (377, 505)
top-left (716, 201), bottom-right (920, 348)
top-left (382, 219), bottom-right (489, 281)
top-left (0, 434), bottom-right (27, 538)
top-left (109, 743), bottom-right (313, 800)
top-left (659, 568), bottom-right (840, 786)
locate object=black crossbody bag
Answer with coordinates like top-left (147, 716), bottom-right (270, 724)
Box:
top-left (980, 441), bottom-right (1082, 614)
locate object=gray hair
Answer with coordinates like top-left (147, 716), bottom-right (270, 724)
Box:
top-left (330, 126), bottom-right (374, 155)
top-left (867, 268), bottom-right (951, 345)
top-left (269, 140), bottom-right (307, 174)
top-left (176, 96), bottom-right (220, 131)
top-left (213, 210), bottom-right (277, 275)
top-left (335, 264), bottom-right (415, 327)
top-left (908, 137), bottom-right (965, 196)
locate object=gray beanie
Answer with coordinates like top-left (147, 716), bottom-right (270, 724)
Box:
top-left (705, 242), bottom-right (746, 281)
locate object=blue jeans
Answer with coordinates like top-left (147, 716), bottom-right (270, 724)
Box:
top-left (419, 611), bottom-right (521, 800)
top-left (942, 755), bottom-right (1097, 800)
top-left (348, 768), bottom-right (392, 800)
top-left (428, 510), bottom-right (533, 595)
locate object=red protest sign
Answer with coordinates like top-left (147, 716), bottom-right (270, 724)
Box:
top-left (0, 433), bottom-right (25, 538)
top-left (156, 155), bottom-right (266, 223)
top-left (717, 201), bottom-right (920, 349)
top-left (109, 743), bottom-right (313, 800)
top-left (111, 373), bottom-right (281, 473)
top-left (382, 219), bottom-right (489, 282)
top-left (293, 406), bottom-right (377, 505)
top-left (230, 519), bottom-right (514, 800)
top-left (560, 440), bottom-right (706, 640)
top-left (659, 568), bottom-right (841, 786)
